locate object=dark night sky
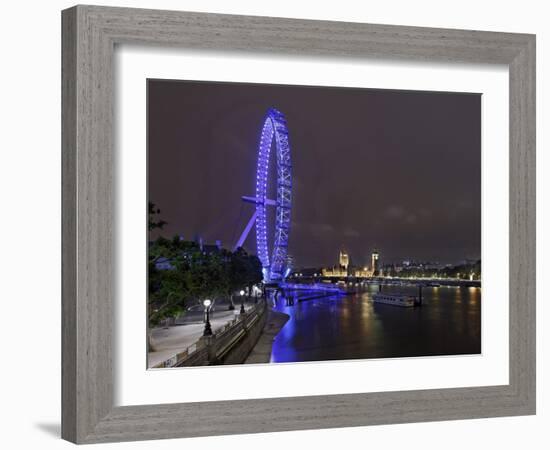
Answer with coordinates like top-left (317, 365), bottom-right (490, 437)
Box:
top-left (148, 79), bottom-right (481, 268)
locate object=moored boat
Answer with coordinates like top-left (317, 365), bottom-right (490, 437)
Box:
top-left (372, 292), bottom-right (416, 307)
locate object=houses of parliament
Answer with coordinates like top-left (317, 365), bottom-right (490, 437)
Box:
top-left (322, 249), bottom-right (380, 278)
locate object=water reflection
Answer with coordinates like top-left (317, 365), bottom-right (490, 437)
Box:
top-left (270, 285), bottom-right (481, 363)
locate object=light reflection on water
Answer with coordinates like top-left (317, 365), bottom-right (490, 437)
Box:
top-left (270, 285), bottom-right (481, 363)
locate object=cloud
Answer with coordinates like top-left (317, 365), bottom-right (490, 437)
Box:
top-left (419, 208), bottom-right (432, 218)
top-left (384, 205), bottom-right (405, 218)
top-left (343, 227), bottom-right (360, 238)
top-left (384, 206), bottom-right (420, 225)
top-left (307, 223), bottom-right (335, 237)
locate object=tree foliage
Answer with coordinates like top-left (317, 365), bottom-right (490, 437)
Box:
top-left (148, 238), bottom-right (263, 327)
top-left (390, 260), bottom-right (481, 280)
top-left (148, 201), bottom-right (167, 231)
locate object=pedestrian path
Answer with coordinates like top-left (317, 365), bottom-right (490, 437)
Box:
top-left (148, 305), bottom-right (253, 368)
top-left (245, 309), bottom-right (290, 364)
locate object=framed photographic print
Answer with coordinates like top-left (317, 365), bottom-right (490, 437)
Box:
top-left (146, 79), bottom-right (483, 369)
top-left (62, 5), bottom-right (536, 444)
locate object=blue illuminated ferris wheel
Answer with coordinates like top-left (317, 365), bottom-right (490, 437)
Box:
top-left (234, 108), bottom-right (292, 282)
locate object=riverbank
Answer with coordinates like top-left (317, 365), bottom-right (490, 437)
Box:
top-left (245, 308), bottom-right (290, 364)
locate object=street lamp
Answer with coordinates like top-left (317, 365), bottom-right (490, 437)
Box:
top-left (239, 290), bottom-right (246, 315)
top-left (203, 299), bottom-right (212, 336)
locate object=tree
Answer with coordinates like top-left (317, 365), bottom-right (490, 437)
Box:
top-left (148, 265), bottom-right (186, 327)
top-left (148, 201), bottom-right (167, 231)
top-left (244, 253), bottom-right (263, 297)
top-left (147, 237), bottom-right (264, 350)
top-left (183, 250), bottom-right (229, 303)
top-left (230, 247), bottom-right (263, 299)
top-left (148, 237), bottom-right (198, 351)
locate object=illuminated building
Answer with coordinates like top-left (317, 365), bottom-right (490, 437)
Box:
top-left (321, 249), bottom-right (381, 278)
top-left (371, 250), bottom-right (380, 274)
top-left (322, 250), bottom-right (350, 277)
top-left (354, 267), bottom-right (373, 277)
top-left (322, 266), bottom-right (348, 277)
top-left (339, 251), bottom-right (349, 271)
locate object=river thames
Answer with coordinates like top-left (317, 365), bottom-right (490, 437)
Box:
top-left (270, 284), bottom-right (481, 363)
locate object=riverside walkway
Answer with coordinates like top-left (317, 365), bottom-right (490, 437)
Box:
top-left (148, 298), bottom-right (256, 368)
top-left (245, 309), bottom-right (290, 364)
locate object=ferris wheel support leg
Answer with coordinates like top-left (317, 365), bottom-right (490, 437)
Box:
top-left (233, 210), bottom-right (258, 251)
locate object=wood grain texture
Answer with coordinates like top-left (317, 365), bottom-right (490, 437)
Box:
top-left (61, 7), bottom-right (77, 443)
top-left (61, 5), bottom-right (536, 444)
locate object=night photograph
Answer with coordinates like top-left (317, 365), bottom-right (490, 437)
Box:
top-left (147, 78), bottom-right (481, 369)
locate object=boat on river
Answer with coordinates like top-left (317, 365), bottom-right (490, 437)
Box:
top-left (372, 292), bottom-right (416, 307)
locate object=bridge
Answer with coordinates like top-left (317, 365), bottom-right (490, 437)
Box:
top-left (289, 275), bottom-right (481, 289)
top-left (264, 281), bottom-right (346, 306)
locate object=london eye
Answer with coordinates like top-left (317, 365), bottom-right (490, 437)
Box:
top-left (234, 108), bottom-right (292, 282)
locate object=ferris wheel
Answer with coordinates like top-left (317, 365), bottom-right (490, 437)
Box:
top-left (233, 108), bottom-right (292, 282)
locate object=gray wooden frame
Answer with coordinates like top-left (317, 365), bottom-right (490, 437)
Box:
top-left (62, 4), bottom-right (536, 444)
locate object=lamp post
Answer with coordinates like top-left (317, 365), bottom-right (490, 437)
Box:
top-left (239, 290), bottom-right (246, 315)
top-left (203, 299), bottom-right (212, 336)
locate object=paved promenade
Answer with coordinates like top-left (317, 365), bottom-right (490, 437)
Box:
top-left (245, 309), bottom-right (290, 364)
top-left (148, 298), bottom-right (256, 368)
